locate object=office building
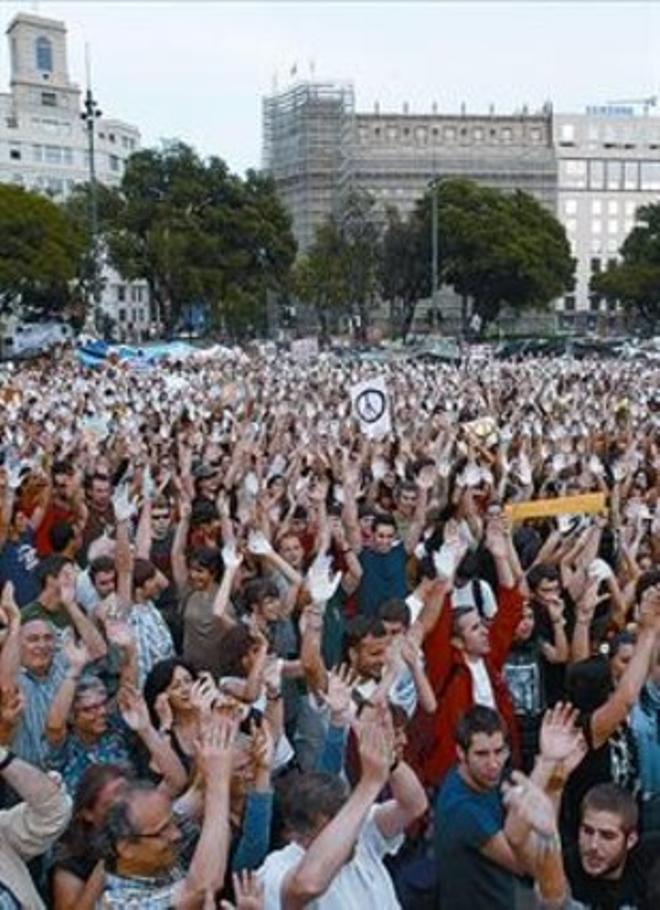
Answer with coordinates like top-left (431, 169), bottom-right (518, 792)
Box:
top-left (0, 12), bottom-right (151, 341)
top-left (554, 106), bottom-right (660, 330)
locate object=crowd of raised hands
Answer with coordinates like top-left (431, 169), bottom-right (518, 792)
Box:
top-left (0, 346), bottom-right (658, 908)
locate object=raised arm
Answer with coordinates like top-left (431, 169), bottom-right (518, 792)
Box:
top-left (176, 715), bottom-right (235, 908)
top-left (171, 498), bottom-right (191, 594)
top-left (281, 718), bottom-right (391, 909)
top-left (45, 637), bottom-right (91, 747)
top-left (590, 585), bottom-right (659, 749)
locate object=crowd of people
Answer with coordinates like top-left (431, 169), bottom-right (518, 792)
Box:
top-left (0, 344), bottom-right (659, 909)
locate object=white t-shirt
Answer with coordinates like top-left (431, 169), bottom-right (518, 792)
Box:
top-left (259, 805), bottom-right (403, 909)
top-left (466, 656), bottom-right (496, 709)
top-left (451, 578), bottom-right (498, 620)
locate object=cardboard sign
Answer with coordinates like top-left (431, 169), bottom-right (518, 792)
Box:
top-left (505, 492), bottom-right (606, 523)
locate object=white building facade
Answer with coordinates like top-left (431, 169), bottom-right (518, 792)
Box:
top-left (0, 13), bottom-right (151, 341)
top-left (554, 107), bottom-right (660, 332)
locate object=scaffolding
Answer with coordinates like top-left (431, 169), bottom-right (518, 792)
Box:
top-left (262, 81), bottom-right (354, 251)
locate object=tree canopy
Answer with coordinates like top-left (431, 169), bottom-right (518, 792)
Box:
top-left (0, 184), bottom-right (85, 315)
top-left (591, 202), bottom-right (660, 330)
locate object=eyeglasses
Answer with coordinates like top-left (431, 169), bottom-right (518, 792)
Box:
top-left (134, 814), bottom-right (178, 839)
top-left (75, 698), bottom-right (108, 715)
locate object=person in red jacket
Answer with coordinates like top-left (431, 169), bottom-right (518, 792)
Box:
top-left (408, 516), bottom-right (524, 789)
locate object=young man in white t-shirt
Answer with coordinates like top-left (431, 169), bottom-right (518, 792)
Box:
top-left (259, 714), bottom-right (427, 909)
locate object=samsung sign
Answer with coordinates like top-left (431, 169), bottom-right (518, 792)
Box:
top-left (585, 105), bottom-right (635, 117)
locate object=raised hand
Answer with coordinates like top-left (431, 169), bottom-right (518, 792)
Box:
top-left (104, 618), bottom-right (135, 653)
top-left (502, 771), bottom-right (557, 839)
top-left (220, 871), bottom-right (265, 910)
top-left (154, 692), bottom-right (174, 734)
top-left (0, 685), bottom-right (25, 730)
top-left (196, 713), bottom-right (238, 781)
top-left (539, 702), bottom-right (585, 770)
top-left (247, 530), bottom-right (273, 557)
top-left (118, 685), bottom-right (151, 733)
top-left (63, 632), bottom-right (91, 674)
top-left (0, 582), bottom-right (21, 630)
top-left (306, 554), bottom-right (342, 605)
top-left (221, 542), bottom-right (243, 572)
top-left (320, 664), bottom-right (356, 725)
top-left (112, 482), bottom-right (138, 524)
top-left (357, 710), bottom-right (394, 786)
top-left (485, 516), bottom-right (509, 559)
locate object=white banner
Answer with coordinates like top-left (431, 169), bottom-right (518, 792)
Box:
top-left (350, 376), bottom-right (392, 439)
top-left (290, 337), bottom-right (319, 360)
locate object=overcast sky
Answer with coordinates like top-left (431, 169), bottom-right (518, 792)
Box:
top-left (2, 1), bottom-right (659, 175)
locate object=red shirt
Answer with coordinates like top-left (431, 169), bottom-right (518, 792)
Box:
top-left (406, 585), bottom-right (523, 789)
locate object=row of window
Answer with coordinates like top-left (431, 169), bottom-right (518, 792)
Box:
top-left (559, 121), bottom-right (660, 147)
top-left (561, 159), bottom-right (660, 190)
top-left (564, 217), bottom-right (634, 236)
top-left (116, 308), bottom-right (148, 324)
top-left (564, 198), bottom-right (639, 216)
top-left (115, 284), bottom-right (146, 304)
top-left (7, 143), bottom-right (123, 174)
top-left (562, 295), bottom-right (619, 313)
top-left (358, 124), bottom-right (545, 145)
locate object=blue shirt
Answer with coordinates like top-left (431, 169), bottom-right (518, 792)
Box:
top-left (434, 765), bottom-right (514, 910)
top-left (0, 531), bottom-right (39, 608)
top-left (358, 544), bottom-right (407, 617)
top-left (629, 682), bottom-right (660, 797)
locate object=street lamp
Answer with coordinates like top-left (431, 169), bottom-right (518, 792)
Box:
top-left (80, 46), bottom-right (102, 334)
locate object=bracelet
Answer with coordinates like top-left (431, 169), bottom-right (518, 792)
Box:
top-left (0, 750), bottom-right (15, 773)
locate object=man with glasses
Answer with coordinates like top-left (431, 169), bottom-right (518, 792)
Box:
top-left (96, 714), bottom-right (236, 909)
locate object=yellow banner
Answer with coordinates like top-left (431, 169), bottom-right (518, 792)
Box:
top-left (505, 493), bottom-right (606, 523)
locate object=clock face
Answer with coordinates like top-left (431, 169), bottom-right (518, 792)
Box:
top-left (355, 388), bottom-right (386, 423)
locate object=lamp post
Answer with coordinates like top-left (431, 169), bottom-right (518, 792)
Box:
top-left (80, 47), bottom-right (102, 334)
top-left (430, 177), bottom-right (439, 333)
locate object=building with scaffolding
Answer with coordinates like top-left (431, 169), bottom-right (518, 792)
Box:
top-left (262, 80), bottom-right (557, 251)
top-left (262, 81), bottom-right (354, 251)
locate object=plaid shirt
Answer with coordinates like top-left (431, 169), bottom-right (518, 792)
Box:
top-left (45, 714), bottom-right (134, 794)
top-left (128, 601), bottom-right (175, 688)
top-left (98, 867), bottom-right (184, 908)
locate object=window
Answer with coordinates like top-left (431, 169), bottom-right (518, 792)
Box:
top-left (607, 200), bottom-right (618, 215)
top-left (591, 238), bottom-right (602, 253)
top-left (109, 154), bottom-right (120, 172)
top-left (118, 308), bottom-right (126, 322)
top-left (41, 92), bottom-right (57, 108)
top-left (35, 36), bottom-right (53, 72)
top-left (117, 285), bottom-right (126, 302)
top-left (608, 218), bottom-right (618, 234)
top-left (607, 258), bottom-right (617, 270)
top-left (606, 160), bottom-right (621, 190)
top-left (108, 133), bottom-right (116, 143)
top-left (530, 127), bottom-right (542, 143)
top-left (624, 161), bottom-right (639, 190)
top-left (473, 127), bottom-right (484, 141)
top-left (641, 161), bottom-right (660, 190)
top-left (624, 220), bottom-right (634, 235)
top-left (45, 145), bottom-right (61, 164)
top-left (564, 199), bottom-right (577, 215)
top-left (589, 295), bottom-right (601, 313)
top-left (562, 159), bottom-right (587, 188)
top-left (9, 144), bottom-right (21, 161)
top-left (589, 160), bottom-right (605, 190)
top-left (46, 177), bottom-right (63, 195)
top-left (444, 127), bottom-right (456, 141)
top-left (607, 238), bottom-right (619, 253)
top-left (501, 127), bottom-right (512, 142)
top-left (565, 218), bottom-right (577, 235)
top-left (62, 147), bottom-right (73, 165)
top-left (592, 199), bottom-right (602, 215)
top-left (11, 174), bottom-right (24, 186)
top-left (32, 144), bottom-right (43, 162)
top-left (625, 200), bottom-right (637, 216)
top-left (590, 257), bottom-right (601, 273)
top-left (560, 123), bottom-right (575, 143)
top-left (563, 295), bottom-right (576, 311)
top-left (592, 219), bottom-right (602, 234)
top-left (386, 126), bottom-right (398, 141)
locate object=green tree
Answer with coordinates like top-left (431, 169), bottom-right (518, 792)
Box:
top-left (591, 203), bottom-right (660, 331)
top-left (293, 220), bottom-right (349, 342)
top-left (378, 205), bottom-right (430, 339)
top-left (337, 189), bottom-right (381, 340)
top-left (417, 179), bottom-right (574, 332)
top-left (98, 141), bottom-right (295, 334)
top-left (0, 184), bottom-right (84, 315)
